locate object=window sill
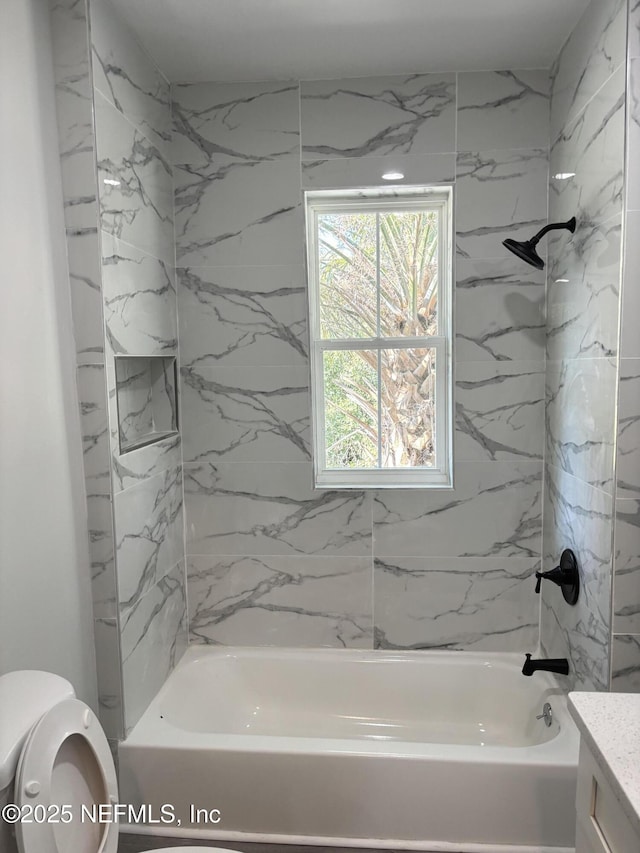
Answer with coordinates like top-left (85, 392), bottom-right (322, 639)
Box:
top-left (314, 470), bottom-right (453, 490)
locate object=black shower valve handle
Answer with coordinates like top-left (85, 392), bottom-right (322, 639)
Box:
top-left (534, 565), bottom-right (567, 593)
top-left (534, 568), bottom-right (548, 593)
top-left (533, 549), bottom-right (580, 606)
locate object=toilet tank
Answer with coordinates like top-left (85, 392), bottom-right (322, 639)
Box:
top-left (0, 670), bottom-right (75, 793)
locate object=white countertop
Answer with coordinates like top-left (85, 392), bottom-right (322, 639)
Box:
top-left (568, 692), bottom-right (640, 835)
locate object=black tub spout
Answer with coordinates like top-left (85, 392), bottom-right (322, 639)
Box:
top-left (522, 653), bottom-right (570, 677)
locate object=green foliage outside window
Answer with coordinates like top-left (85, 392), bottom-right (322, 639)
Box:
top-left (318, 210), bottom-right (439, 469)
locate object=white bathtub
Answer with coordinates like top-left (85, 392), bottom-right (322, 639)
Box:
top-left (119, 647), bottom-right (579, 852)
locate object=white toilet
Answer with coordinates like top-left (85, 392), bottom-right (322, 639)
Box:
top-left (0, 670), bottom-right (235, 853)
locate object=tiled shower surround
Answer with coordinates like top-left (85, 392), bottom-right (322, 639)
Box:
top-left (93, 0), bottom-right (187, 735)
top-left (612, 0), bottom-right (640, 690)
top-left (176, 72), bottom-right (549, 652)
top-left (540, 0), bottom-right (627, 691)
top-left (51, 0), bottom-right (187, 738)
top-left (48, 0), bottom-right (640, 744)
top-left (176, 0), bottom-right (640, 691)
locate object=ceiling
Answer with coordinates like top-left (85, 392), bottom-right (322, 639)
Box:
top-left (110, 0), bottom-right (592, 83)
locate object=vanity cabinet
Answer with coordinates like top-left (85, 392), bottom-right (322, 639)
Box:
top-left (575, 741), bottom-right (640, 853)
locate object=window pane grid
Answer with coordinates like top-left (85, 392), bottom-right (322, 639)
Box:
top-left (307, 189), bottom-right (452, 488)
top-left (316, 342), bottom-right (441, 472)
top-left (318, 209), bottom-right (441, 343)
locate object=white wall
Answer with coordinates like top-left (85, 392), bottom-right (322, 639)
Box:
top-left (0, 0), bottom-right (97, 707)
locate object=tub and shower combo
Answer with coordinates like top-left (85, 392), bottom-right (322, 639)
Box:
top-left (120, 647), bottom-right (579, 852)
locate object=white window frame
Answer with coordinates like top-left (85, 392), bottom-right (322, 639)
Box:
top-left (305, 187), bottom-right (453, 490)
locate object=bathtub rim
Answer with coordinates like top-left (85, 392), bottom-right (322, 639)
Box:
top-left (123, 645), bottom-right (579, 763)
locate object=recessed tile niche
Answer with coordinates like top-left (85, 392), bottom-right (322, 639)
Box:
top-left (114, 356), bottom-right (179, 454)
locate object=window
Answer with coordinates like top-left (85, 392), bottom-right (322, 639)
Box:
top-left (305, 188), bottom-right (453, 489)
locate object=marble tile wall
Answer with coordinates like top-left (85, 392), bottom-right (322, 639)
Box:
top-left (90, 0), bottom-right (187, 733)
top-left (51, 0), bottom-right (188, 737)
top-left (49, 0), bottom-right (120, 737)
top-left (46, 0), bottom-right (639, 730)
top-left (176, 70), bottom-right (549, 653)
top-left (612, 0), bottom-right (640, 692)
top-left (541, 0), bottom-right (627, 691)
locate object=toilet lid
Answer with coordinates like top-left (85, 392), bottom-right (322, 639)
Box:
top-left (15, 698), bottom-right (118, 853)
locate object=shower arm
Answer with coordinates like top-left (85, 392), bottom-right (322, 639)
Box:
top-left (527, 217), bottom-right (576, 247)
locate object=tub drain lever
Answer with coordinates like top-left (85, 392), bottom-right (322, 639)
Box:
top-left (536, 702), bottom-right (553, 727)
top-left (534, 548), bottom-right (580, 605)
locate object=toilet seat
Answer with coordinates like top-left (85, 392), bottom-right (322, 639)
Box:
top-left (13, 696), bottom-right (233, 853)
top-left (15, 698), bottom-right (118, 853)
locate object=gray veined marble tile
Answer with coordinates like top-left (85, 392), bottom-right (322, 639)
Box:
top-left (457, 70), bottom-right (550, 152)
top-left (300, 74), bottom-right (456, 160)
top-left (613, 499), bottom-right (640, 634)
top-left (51, 0), bottom-right (92, 100)
top-left (455, 362), bottom-right (544, 462)
top-left (621, 211), bottom-right (640, 359)
top-left (617, 360), bottom-right (640, 498)
top-left (455, 149), bottom-right (548, 260)
top-left (102, 233), bottom-right (177, 356)
top-left (113, 465), bottom-right (184, 615)
top-left (374, 557), bottom-right (539, 652)
top-left (172, 80), bottom-right (303, 268)
top-left (53, 6), bottom-right (97, 238)
top-left (187, 555), bottom-right (372, 648)
top-left (181, 364), bottom-right (311, 464)
top-left (549, 67), bottom-right (625, 228)
top-left (172, 80), bottom-right (300, 167)
top-left (95, 91), bottom-right (174, 266)
top-left (611, 634), bottom-right (640, 691)
top-left (184, 462), bottom-right (372, 557)
top-left (90, 0), bottom-right (171, 158)
top-left (121, 561), bottom-right (187, 733)
top-left (455, 257), bottom-right (545, 363)
top-left (630, 1), bottom-right (640, 60)
top-left (88, 492), bottom-right (117, 619)
top-left (301, 153), bottom-right (455, 190)
top-left (110, 428), bottom-right (182, 494)
top-left (373, 460), bottom-right (542, 560)
top-left (541, 593), bottom-right (610, 693)
top-left (177, 265), bottom-right (308, 368)
top-left (51, 0), bottom-right (96, 233)
top-left (550, 0), bottom-right (626, 140)
top-left (627, 58), bottom-right (640, 211)
top-left (77, 363), bottom-right (110, 491)
top-left (93, 617), bottom-right (123, 740)
top-left (60, 160), bottom-right (100, 236)
top-left (541, 463), bottom-right (612, 691)
top-left (77, 362), bottom-right (117, 617)
top-left (52, 0), bottom-right (98, 236)
top-left (546, 215), bottom-right (621, 362)
top-left (174, 158), bottom-right (303, 268)
top-left (545, 358), bottom-right (617, 494)
top-left (66, 231), bottom-right (105, 365)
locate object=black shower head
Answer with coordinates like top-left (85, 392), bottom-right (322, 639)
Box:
top-left (502, 237), bottom-right (545, 270)
top-left (502, 217), bottom-right (576, 270)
